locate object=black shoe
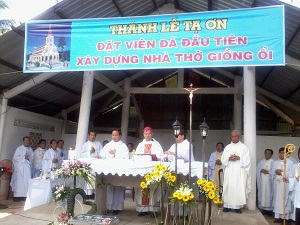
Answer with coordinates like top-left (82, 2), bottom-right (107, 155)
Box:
top-left (138, 212), bottom-right (149, 216)
top-left (112, 210), bottom-right (120, 215)
top-left (273, 218), bottom-right (283, 223)
top-left (223, 208), bottom-right (230, 212)
top-left (234, 209), bottom-right (242, 214)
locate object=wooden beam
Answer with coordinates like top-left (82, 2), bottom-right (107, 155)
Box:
top-left (94, 73), bottom-right (126, 98)
top-left (129, 87), bottom-right (234, 94)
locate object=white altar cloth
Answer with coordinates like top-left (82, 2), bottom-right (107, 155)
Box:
top-left (24, 178), bottom-right (63, 210)
top-left (80, 158), bottom-right (207, 178)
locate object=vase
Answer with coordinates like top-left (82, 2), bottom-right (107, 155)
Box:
top-left (200, 197), bottom-right (212, 225)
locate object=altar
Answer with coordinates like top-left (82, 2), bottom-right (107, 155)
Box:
top-left (81, 158), bottom-right (206, 214)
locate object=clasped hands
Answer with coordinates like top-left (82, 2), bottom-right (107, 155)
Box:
top-left (229, 154), bottom-right (240, 161)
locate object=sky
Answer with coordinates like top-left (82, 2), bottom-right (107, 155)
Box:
top-left (0, 0), bottom-right (61, 23)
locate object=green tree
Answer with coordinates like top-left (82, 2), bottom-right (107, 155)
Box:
top-left (58, 35), bottom-right (66, 62)
top-left (0, 0), bottom-right (16, 35)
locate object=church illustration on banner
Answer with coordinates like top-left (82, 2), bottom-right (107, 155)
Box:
top-left (26, 24), bottom-right (70, 70)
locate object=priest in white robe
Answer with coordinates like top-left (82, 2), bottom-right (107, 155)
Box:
top-left (288, 148), bottom-right (300, 224)
top-left (10, 136), bottom-right (34, 201)
top-left (42, 139), bottom-right (61, 173)
top-left (164, 130), bottom-right (195, 163)
top-left (271, 147), bottom-right (295, 223)
top-left (208, 142), bottom-right (224, 187)
top-left (57, 139), bottom-right (68, 161)
top-left (32, 139), bottom-right (47, 178)
top-left (81, 131), bottom-right (103, 158)
top-left (256, 148), bottom-right (274, 215)
top-left (221, 130), bottom-right (251, 214)
top-left (100, 129), bottom-right (129, 214)
top-left (135, 126), bottom-right (164, 216)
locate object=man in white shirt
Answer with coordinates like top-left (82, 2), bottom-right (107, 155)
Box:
top-left (42, 139), bottom-right (61, 173)
top-left (57, 139), bottom-right (68, 161)
top-left (208, 142), bottom-right (224, 186)
top-left (33, 139), bottom-right (47, 178)
top-left (164, 130), bottom-right (195, 162)
top-left (256, 148), bottom-right (274, 216)
top-left (81, 131), bottom-right (103, 158)
top-left (100, 129), bottom-right (129, 214)
top-left (81, 131), bottom-right (103, 199)
top-left (135, 126), bottom-right (164, 216)
top-left (11, 136), bottom-right (34, 202)
top-left (221, 130), bottom-right (251, 214)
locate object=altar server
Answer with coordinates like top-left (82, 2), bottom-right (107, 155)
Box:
top-left (271, 147), bottom-right (294, 223)
top-left (100, 129), bottom-right (129, 214)
top-left (11, 136), bottom-right (34, 201)
top-left (208, 142), bottom-right (224, 186)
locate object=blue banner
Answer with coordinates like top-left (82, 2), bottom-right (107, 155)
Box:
top-left (23, 5), bottom-right (284, 73)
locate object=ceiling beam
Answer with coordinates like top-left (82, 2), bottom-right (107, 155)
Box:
top-left (0, 58), bottom-right (22, 71)
top-left (64, 70), bottom-right (152, 114)
top-left (3, 72), bottom-right (58, 99)
top-left (257, 88), bottom-right (300, 113)
top-left (94, 73), bottom-right (126, 98)
top-left (129, 87), bottom-right (234, 94)
top-left (111, 0), bottom-right (124, 16)
top-left (45, 80), bottom-right (81, 97)
top-left (257, 92), bottom-right (294, 125)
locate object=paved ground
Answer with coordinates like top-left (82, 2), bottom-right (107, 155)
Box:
top-left (0, 194), bottom-right (292, 225)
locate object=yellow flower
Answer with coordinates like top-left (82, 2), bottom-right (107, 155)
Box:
top-left (206, 181), bottom-right (214, 188)
top-left (150, 171), bottom-right (155, 177)
top-left (166, 172), bottom-right (171, 178)
top-left (189, 192), bottom-right (194, 200)
top-left (183, 195), bottom-right (190, 202)
top-left (203, 184), bottom-right (210, 192)
top-left (210, 186), bottom-right (216, 192)
top-left (170, 175), bottom-right (176, 183)
top-left (196, 179), bottom-right (203, 185)
top-left (208, 191), bottom-right (215, 200)
top-left (144, 174), bottom-right (150, 181)
top-left (140, 182), bottom-right (147, 189)
top-left (154, 164), bottom-right (161, 171)
top-left (177, 192), bottom-right (183, 200)
top-left (173, 192), bottom-right (178, 198)
top-left (161, 165), bottom-right (167, 171)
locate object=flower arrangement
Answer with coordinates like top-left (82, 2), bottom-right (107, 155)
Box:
top-left (48, 211), bottom-right (71, 225)
top-left (170, 182), bottom-right (196, 206)
top-left (140, 163), bottom-right (176, 190)
top-left (196, 178), bottom-right (222, 206)
top-left (52, 185), bottom-right (71, 203)
top-left (55, 160), bottom-right (95, 186)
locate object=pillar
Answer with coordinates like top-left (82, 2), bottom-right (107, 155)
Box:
top-left (243, 66), bottom-right (256, 210)
top-left (75, 71), bottom-right (95, 159)
top-left (121, 78), bottom-right (131, 143)
top-left (233, 76), bottom-right (242, 131)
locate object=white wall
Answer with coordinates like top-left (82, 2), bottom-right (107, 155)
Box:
top-left (0, 106), bottom-right (64, 199)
